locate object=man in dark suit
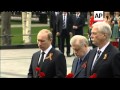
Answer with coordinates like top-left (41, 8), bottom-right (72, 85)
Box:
top-left (112, 52), bottom-right (120, 78)
top-left (70, 35), bottom-right (91, 78)
top-left (72, 12), bottom-right (85, 36)
top-left (86, 21), bottom-right (119, 78)
top-left (28, 29), bottom-right (67, 78)
top-left (56, 12), bottom-right (73, 57)
top-left (49, 11), bottom-right (60, 49)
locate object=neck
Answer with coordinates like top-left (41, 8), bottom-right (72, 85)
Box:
top-left (98, 41), bottom-right (108, 49)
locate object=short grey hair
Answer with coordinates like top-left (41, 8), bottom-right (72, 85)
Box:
top-left (92, 21), bottom-right (112, 40)
top-left (70, 35), bottom-right (89, 47)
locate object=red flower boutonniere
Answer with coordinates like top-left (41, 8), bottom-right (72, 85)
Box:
top-left (81, 61), bottom-right (87, 69)
top-left (35, 67), bottom-right (45, 78)
top-left (89, 73), bottom-right (97, 78)
top-left (66, 73), bottom-right (74, 78)
top-left (103, 53), bottom-right (108, 60)
top-left (45, 53), bottom-right (53, 61)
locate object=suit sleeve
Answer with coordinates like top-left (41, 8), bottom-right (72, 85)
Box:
top-left (27, 55), bottom-right (34, 78)
top-left (56, 15), bottom-right (60, 32)
top-left (77, 16), bottom-right (85, 28)
top-left (112, 52), bottom-right (120, 78)
top-left (71, 59), bottom-right (75, 74)
top-left (54, 52), bottom-right (67, 78)
top-left (68, 15), bottom-right (73, 32)
top-left (49, 12), bottom-right (53, 28)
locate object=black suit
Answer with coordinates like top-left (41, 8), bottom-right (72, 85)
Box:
top-left (57, 13), bottom-right (72, 55)
top-left (28, 47), bottom-right (67, 78)
top-left (50, 12), bottom-right (60, 48)
top-left (72, 14), bottom-right (85, 35)
top-left (112, 52), bottom-right (120, 78)
top-left (86, 44), bottom-right (119, 78)
top-left (71, 50), bottom-right (91, 78)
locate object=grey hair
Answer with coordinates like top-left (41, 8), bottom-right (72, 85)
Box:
top-left (92, 21), bottom-right (112, 41)
top-left (70, 35), bottom-right (89, 47)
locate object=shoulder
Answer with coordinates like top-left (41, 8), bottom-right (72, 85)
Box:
top-left (91, 47), bottom-right (97, 52)
top-left (55, 50), bottom-right (66, 59)
top-left (88, 48), bottom-right (97, 55)
top-left (32, 51), bottom-right (40, 56)
top-left (109, 44), bottom-right (119, 52)
top-left (73, 57), bottom-right (78, 61)
top-left (114, 52), bottom-right (120, 58)
top-left (53, 49), bottom-right (63, 55)
top-left (86, 50), bottom-right (93, 56)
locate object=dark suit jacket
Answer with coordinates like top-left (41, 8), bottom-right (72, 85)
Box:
top-left (71, 50), bottom-right (91, 78)
top-left (50, 12), bottom-right (58, 30)
top-left (56, 13), bottom-right (73, 35)
top-left (112, 52), bottom-right (120, 78)
top-left (86, 44), bottom-right (119, 78)
top-left (28, 47), bottom-right (67, 78)
top-left (72, 14), bottom-right (85, 35)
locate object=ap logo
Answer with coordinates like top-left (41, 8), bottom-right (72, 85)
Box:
top-left (94, 11), bottom-right (103, 21)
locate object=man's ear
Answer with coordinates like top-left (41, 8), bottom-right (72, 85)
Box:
top-left (50, 38), bottom-right (53, 42)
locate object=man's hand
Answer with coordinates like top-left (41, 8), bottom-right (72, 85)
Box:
top-left (69, 32), bottom-right (73, 37)
top-left (73, 25), bottom-right (78, 29)
top-left (56, 32), bottom-right (60, 36)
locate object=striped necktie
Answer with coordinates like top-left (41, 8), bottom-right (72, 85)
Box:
top-left (75, 58), bottom-right (82, 73)
top-left (91, 50), bottom-right (101, 71)
top-left (63, 14), bottom-right (66, 29)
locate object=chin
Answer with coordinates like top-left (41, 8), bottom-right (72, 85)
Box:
top-left (92, 42), bottom-right (95, 44)
top-left (91, 41), bottom-right (95, 44)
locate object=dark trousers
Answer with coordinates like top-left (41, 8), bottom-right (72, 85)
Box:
top-left (60, 29), bottom-right (70, 55)
top-left (52, 30), bottom-right (60, 49)
top-left (52, 30), bottom-right (56, 48)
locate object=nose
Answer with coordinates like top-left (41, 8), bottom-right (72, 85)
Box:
top-left (74, 51), bottom-right (77, 55)
top-left (38, 41), bottom-right (42, 46)
top-left (90, 33), bottom-right (93, 38)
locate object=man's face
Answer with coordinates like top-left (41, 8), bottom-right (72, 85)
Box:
top-left (90, 27), bottom-right (105, 46)
top-left (37, 33), bottom-right (51, 51)
top-left (72, 44), bottom-right (85, 58)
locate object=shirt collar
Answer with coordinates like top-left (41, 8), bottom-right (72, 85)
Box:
top-left (40, 45), bottom-right (52, 55)
top-left (97, 42), bottom-right (110, 53)
top-left (79, 48), bottom-right (91, 62)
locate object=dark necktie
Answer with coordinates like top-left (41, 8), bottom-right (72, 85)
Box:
top-left (38, 52), bottom-right (45, 68)
top-left (75, 58), bottom-right (82, 73)
top-left (91, 50), bottom-right (101, 71)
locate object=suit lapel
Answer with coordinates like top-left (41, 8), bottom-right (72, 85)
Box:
top-left (87, 48), bottom-right (97, 75)
top-left (74, 60), bottom-right (85, 77)
top-left (36, 51), bottom-right (40, 67)
top-left (41, 48), bottom-right (54, 70)
top-left (72, 58), bottom-right (78, 74)
top-left (74, 50), bottom-right (92, 77)
top-left (44, 48), bottom-right (54, 61)
top-left (92, 44), bottom-right (112, 73)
